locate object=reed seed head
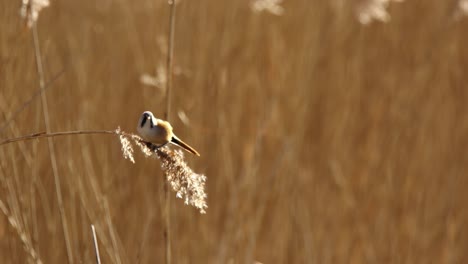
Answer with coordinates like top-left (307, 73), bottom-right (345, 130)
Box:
top-left (117, 128), bottom-right (207, 213)
top-left (251, 0), bottom-right (284, 16)
top-left (355, 0), bottom-right (403, 24)
top-left (20, 0), bottom-right (50, 28)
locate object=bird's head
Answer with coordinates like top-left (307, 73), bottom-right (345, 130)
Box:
top-left (139, 111), bottom-right (155, 128)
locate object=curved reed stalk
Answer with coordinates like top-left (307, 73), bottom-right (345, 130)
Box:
top-left (0, 130), bottom-right (128, 146)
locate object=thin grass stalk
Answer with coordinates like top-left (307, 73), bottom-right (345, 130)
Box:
top-left (163, 1), bottom-right (177, 264)
top-left (91, 225), bottom-right (101, 264)
top-left (31, 22), bottom-right (74, 264)
top-left (0, 199), bottom-right (43, 264)
top-left (103, 199), bottom-right (124, 264)
top-left (75, 168), bottom-right (121, 264)
top-left (165, 0), bottom-right (176, 122)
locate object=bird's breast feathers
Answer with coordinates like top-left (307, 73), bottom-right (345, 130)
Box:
top-left (139, 120), bottom-right (173, 144)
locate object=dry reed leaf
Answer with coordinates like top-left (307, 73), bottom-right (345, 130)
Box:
top-left (177, 110), bottom-right (190, 126)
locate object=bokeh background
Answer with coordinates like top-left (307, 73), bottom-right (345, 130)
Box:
top-left (1, 0), bottom-right (468, 263)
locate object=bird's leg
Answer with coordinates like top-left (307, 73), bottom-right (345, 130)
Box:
top-left (155, 142), bottom-right (170, 149)
top-left (145, 141), bottom-right (170, 152)
top-left (143, 142), bottom-right (157, 151)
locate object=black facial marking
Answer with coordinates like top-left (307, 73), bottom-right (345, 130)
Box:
top-left (140, 113), bottom-right (148, 127)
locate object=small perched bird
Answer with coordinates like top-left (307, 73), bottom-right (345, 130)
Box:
top-left (137, 111), bottom-right (200, 156)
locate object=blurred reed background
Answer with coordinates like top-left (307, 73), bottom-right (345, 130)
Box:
top-left (1, 0), bottom-right (468, 263)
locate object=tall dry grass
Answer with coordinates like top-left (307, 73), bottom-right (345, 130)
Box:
top-left (1, 0), bottom-right (468, 263)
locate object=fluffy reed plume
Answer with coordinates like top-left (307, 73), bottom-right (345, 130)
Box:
top-left (119, 133), bottom-right (136, 163)
top-left (155, 149), bottom-right (208, 214)
top-left (453, 0), bottom-right (468, 20)
top-left (250, 0), bottom-right (284, 16)
top-left (355, 0), bottom-right (403, 24)
top-left (20, 0), bottom-right (50, 28)
top-left (140, 65), bottom-right (166, 92)
top-left (460, 0), bottom-right (468, 14)
top-left (117, 128), bottom-right (207, 213)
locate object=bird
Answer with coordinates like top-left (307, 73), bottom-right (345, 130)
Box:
top-left (137, 111), bottom-right (200, 156)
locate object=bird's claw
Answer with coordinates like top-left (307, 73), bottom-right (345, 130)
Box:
top-left (145, 141), bottom-right (170, 151)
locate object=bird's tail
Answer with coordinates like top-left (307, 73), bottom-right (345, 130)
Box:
top-left (171, 135), bottom-right (200, 156)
